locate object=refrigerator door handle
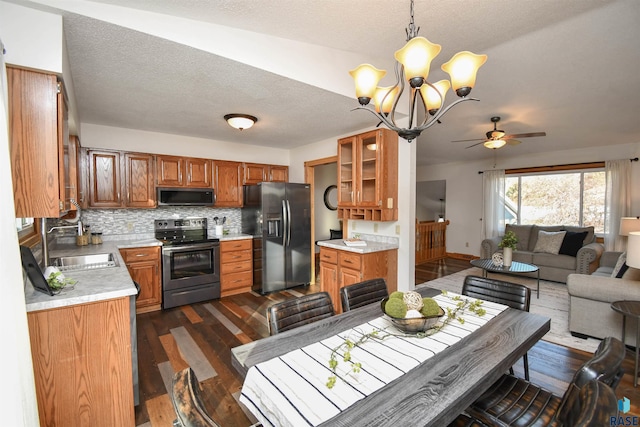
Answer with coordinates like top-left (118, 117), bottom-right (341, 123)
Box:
top-left (282, 199), bottom-right (288, 246)
top-left (286, 199), bottom-right (292, 247)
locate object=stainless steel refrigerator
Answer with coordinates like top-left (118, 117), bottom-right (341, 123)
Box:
top-left (241, 182), bottom-right (311, 294)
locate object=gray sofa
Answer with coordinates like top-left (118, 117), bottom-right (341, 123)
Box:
top-left (567, 251), bottom-right (640, 346)
top-left (481, 224), bottom-right (604, 283)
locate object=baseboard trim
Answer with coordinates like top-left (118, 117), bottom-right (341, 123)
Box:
top-left (447, 252), bottom-right (479, 261)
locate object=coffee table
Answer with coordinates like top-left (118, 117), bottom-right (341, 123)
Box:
top-left (611, 300), bottom-right (640, 387)
top-left (470, 258), bottom-right (541, 298)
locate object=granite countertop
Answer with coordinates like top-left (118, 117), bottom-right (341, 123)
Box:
top-left (24, 233), bottom-right (254, 312)
top-left (24, 239), bottom-right (161, 313)
top-left (317, 239), bottom-right (399, 254)
top-left (215, 233), bottom-right (253, 241)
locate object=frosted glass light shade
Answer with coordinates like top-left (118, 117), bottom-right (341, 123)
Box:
top-left (349, 64), bottom-right (387, 104)
top-left (373, 86), bottom-right (399, 113)
top-left (224, 114), bottom-right (257, 130)
top-left (441, 51), bottom-right (488, 97)
top-left (484, 139), bottom-right (507, 149)
top-left (627, 232), bottom-right (640, 269)
top-left (420, 79), bottom-right (451, 113)
top-left (620, 217), bottom-right (640, 236)
top-left (394, 36), bottom-right (441, 87)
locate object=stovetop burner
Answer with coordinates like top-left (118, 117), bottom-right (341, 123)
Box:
top-left (154, 217), bottom-right (219, 245)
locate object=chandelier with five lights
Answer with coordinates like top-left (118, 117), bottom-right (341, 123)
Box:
top-left (349, 0), bottom-right (487, 142)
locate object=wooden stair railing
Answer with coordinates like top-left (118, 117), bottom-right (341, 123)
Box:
top-left (416, 220), bottom-right (449, 263)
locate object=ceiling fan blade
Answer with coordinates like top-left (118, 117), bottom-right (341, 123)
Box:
top-left (503, 132), bottom-right (546, 139)
top-left (465, 141), bottom-right (485, 149)
top-left (451, 138), bottom-right (485, 143)
top-left (506, 139), bottom-right (521, 146)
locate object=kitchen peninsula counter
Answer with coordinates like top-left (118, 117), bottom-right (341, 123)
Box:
top-left (317, 238), bottom-right (399, 313)
top-left (317, 238), bottom-right (399, 254)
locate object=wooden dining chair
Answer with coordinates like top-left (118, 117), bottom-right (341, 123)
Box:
top-left (267, 291), bottom-right (335, 335)
top-left (340, 278), bottom-right (389, 312)
top-left (453, 336), bottom-right (625, 427)
top-left (170, 367), bottom-right (220, 427)
top-left (462, 275), bottom-right (531, 380)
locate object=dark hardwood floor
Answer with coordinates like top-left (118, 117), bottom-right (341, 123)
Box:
top-left (135, 258), bottom-right (639, 426)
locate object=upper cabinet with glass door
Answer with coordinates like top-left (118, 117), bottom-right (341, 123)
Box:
top-left (337, 129), bottom-right (398, 221)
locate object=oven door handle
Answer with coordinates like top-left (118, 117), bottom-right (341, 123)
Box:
top-left (162, 242), bottom-right (219, 252)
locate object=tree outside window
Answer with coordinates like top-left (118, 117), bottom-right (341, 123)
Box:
top-left (505, 170), bottom-right (605, 233)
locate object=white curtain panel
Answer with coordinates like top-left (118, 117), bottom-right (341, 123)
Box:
top-left (482, 169), bottom-right (506, 240)
top-left (604, 159), bottom-right (631, 251)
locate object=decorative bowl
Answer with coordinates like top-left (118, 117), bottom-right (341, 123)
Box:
top-left (380, 298), bottom-right (445, 333)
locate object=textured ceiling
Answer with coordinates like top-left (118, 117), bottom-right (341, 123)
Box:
top-left (6, 0), bottom-right (640, 166)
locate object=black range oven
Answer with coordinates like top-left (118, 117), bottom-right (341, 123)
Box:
top-left (155, 218), bottom-right (220, 309)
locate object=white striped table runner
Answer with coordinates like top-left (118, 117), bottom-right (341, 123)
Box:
top-left (239, 292), bottom-right (508, 427)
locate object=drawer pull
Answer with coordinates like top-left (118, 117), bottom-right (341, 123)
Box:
top-left (136, 253), bottom-right (148, 257)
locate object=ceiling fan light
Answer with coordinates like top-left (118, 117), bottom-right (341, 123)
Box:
top-left (441, 51), bottom-right (488, 97)
top-left (349, 64), bottom-right (387, 105)
top-left (373, 86), bottom-right (399, 114)
top-left (484, 139), bottom-right (507, 149)
top-left (224, 114), bottom-right (257, 130)
top-left (420, 79), bottom-right (450, 112)
top-left (394, 36), bottom-right (441, 87)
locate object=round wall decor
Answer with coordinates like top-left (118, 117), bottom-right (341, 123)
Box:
top-left (323, 185), bottom-right (338, 210)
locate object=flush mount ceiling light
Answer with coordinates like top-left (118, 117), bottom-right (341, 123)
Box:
top-left (224, 114), bottom-right (257, 131)
top-left (349, 0), bottom-right (487, 142)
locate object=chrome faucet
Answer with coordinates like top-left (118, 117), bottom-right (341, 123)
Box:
top-left (41, 199), bottom-right (82, 267)
top-left (47, 225), bottom-right (78, 233)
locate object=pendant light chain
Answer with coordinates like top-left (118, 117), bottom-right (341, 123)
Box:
top-left (405, 0), bottom-right (420, 41)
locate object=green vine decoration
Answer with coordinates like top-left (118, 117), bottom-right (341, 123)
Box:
top-left (326, 291), bottom-right (486, 389)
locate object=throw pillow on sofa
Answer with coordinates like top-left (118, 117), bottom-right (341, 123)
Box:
top-left (611, 252), bottom-right (627, 278)
top-left (608, 252), bottom-right (640, 279)
top-left (533, 230), bottom-right (566, 254)
top-left (559, 231), bottom-right (588, 257)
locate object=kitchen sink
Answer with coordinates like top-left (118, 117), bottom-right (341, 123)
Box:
top-left (50, 253), bottom-right (120, 272)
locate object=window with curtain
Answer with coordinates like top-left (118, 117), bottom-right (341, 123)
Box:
top-left (504, 169), bottom-right (606, 233)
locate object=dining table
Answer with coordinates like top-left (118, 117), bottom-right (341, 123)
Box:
top-left (231, 287), bottom-right (551, 427)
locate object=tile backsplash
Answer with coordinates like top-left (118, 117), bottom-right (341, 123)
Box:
top-left (47, 207), bottom-right (242, 239)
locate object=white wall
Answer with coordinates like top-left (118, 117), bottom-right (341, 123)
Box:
top-left (314, 163), bottom-right (340, 242)
top-left (0, 35), bottom-right (40, 425)
top-left (0, 2), bottom-right (63, 73)
top-left (417, 142), bottom-right (640, 256)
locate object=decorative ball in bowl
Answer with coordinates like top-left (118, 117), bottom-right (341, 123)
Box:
top-left (380, 291), bottom-right (445, 334)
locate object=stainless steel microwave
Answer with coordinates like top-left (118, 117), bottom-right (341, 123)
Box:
top-left (157, 187), bottom-right (215, 206)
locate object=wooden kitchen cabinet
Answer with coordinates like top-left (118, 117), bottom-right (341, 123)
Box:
top-left (220, 239), bottom-right (253, 297)
top-left (124, 152), bottom-right (155, 208)
top-left (319, 246), bottom-right (397, 313)
top-left (87, 149), bottom-right (123, 208)
top-left (156, 155), bottom-right (212, 188)
top-left (60, 135), bottom-right (81, 220)
top-left (27, 297), bottom-right (135, 426)
top-left (120, 246), bottom-right (162, 313)
top-left (337, 128), bottom-right (398, 221)
top-left (269, 165), bottom-right (289, 182)
top-left (8, 66), bottom-right (71, 218)
top-left (84, 149), bottom-right (156, 208)
top-left (243, 162), bottom-right (289, 184)
top-left (243, 162), bottom-right (267, 184)
top-left (213, 160), bottom-right (243, 207)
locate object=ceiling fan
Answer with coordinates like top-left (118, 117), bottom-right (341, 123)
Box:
top-left (452, 116), bottom-right (546, 149)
